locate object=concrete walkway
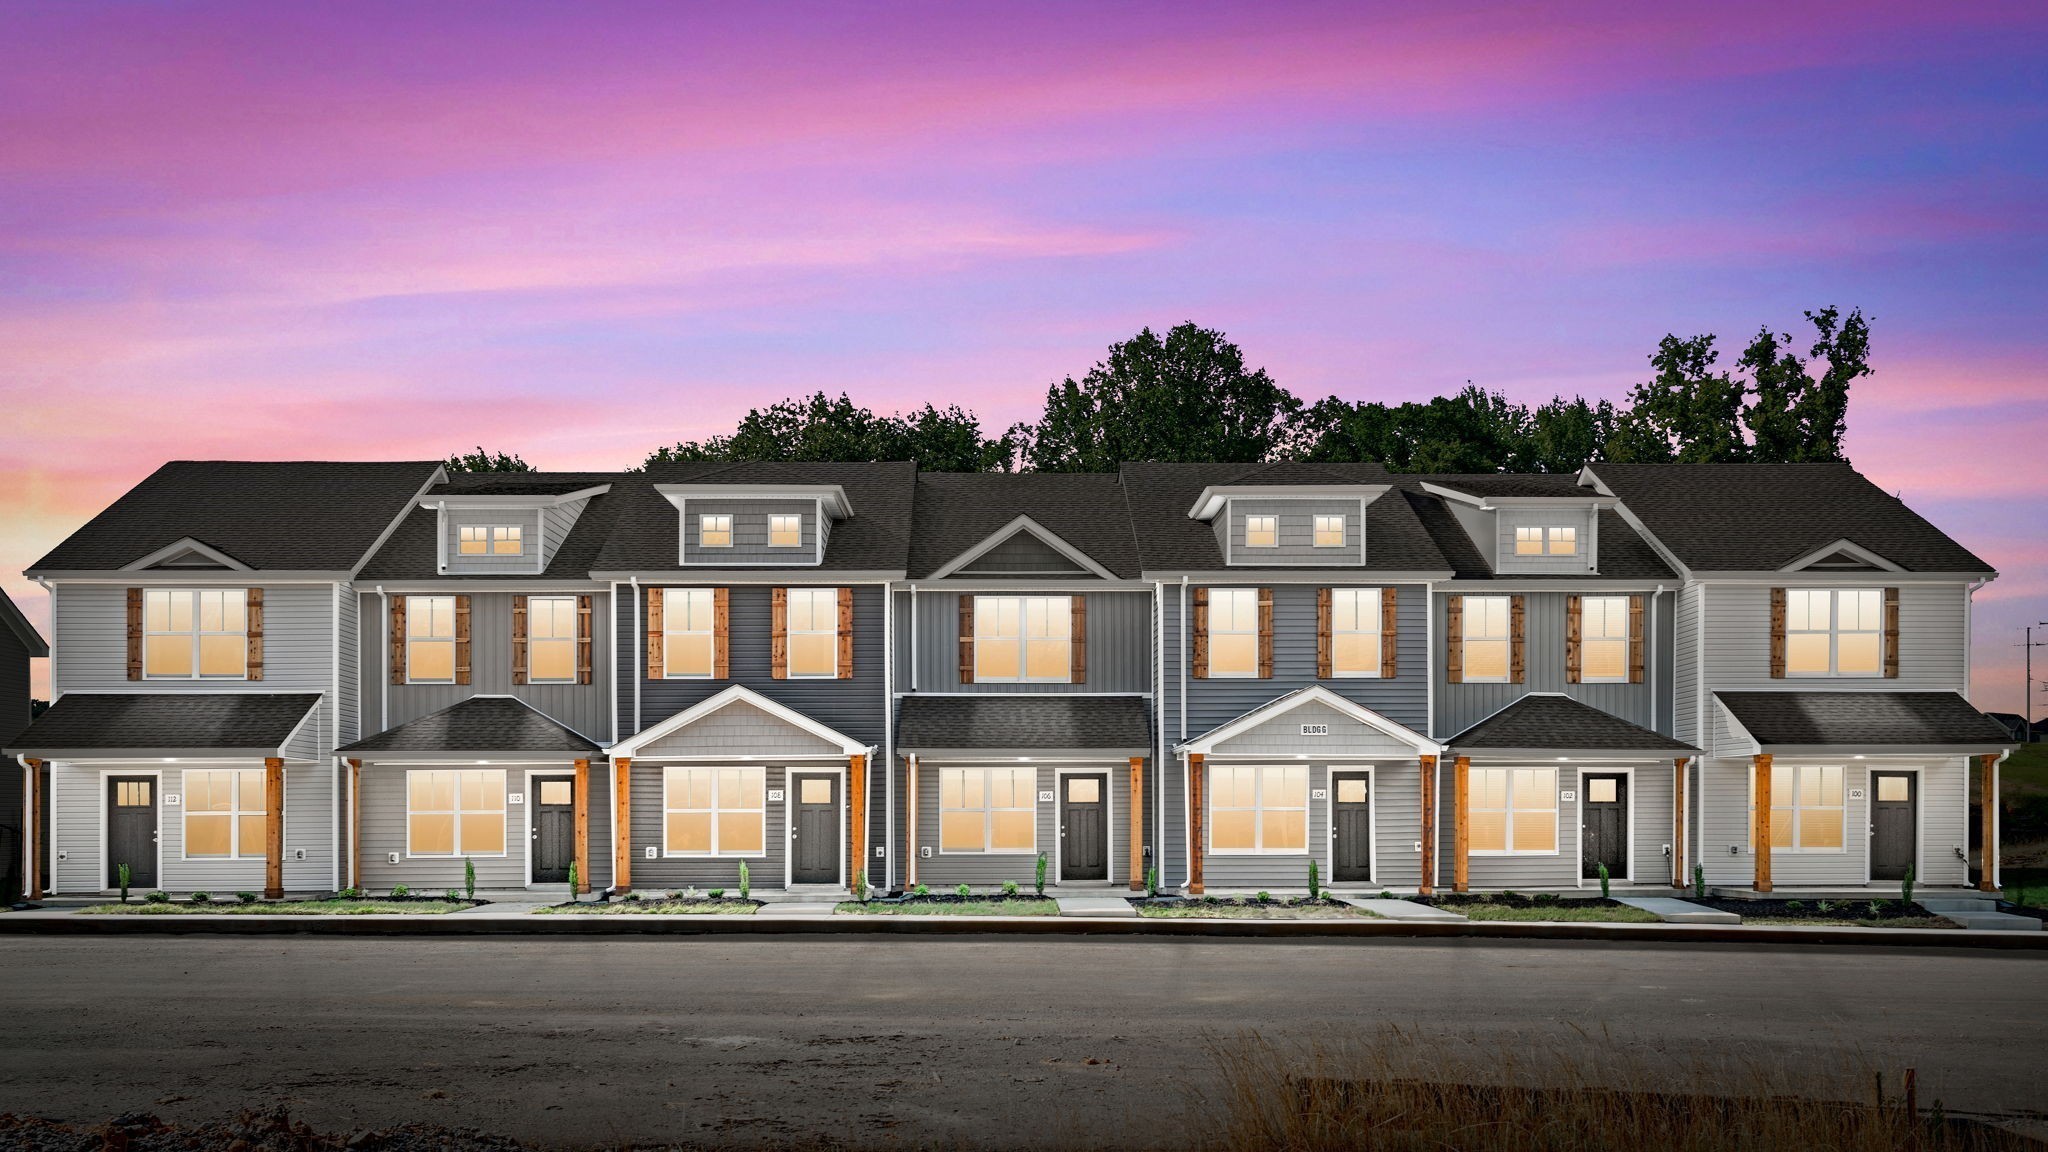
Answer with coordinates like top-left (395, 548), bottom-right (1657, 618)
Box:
top-left (1341, 896), bottom-right (1466, 921)
top-left (754, 902), bottom-right (840, 918)
top-left (1614, 896), bottom-right (1741, 924)
top-left (1054, 896), bottom-right (1137, 918)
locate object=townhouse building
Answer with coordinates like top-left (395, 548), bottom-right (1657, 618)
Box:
top-left (1, 587), bottom-right (48, 901)
top-left (10, 457), bottom-right (2014, 900)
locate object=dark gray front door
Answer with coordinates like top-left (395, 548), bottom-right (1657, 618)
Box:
top-left (1060, 774), bottom-right (1107, 881)
top-left (1870, 771), bottom-right (1917, 882)
top-left (532, 776), bottom-right (575, 883)
top-left (107, 777), bottom-right (157, 888)
top-left (1331, 772), bottom-right (1372, 883)
top-left (1581, 773), bottom-right (1627, 880)
top-left (791, 774), bottom-right (838, 884)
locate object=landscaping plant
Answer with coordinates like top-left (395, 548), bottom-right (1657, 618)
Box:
top-left (189, 891), bottom-right (212, 905)
top-left (1255, 891), bottom-right (1272, 903)
top-left (738, 859), bottom-right (750, 900)
top-left (236, 892), bottom-right (257, 905)
top-left (855, 868), bottom-right (869, 902)
top-left (1146, 866), bottom-right (1159, 898)
top-left (956, 883), bottom-right (972, 897)
top-left (443, 889), bottom-right (460, 902)
top-left (464, 856), bottom-right (476, 901)
top-left (1693, 862), bottom-right (1706, 899)
top-left (1035, 852), bottom-right (1047, 896)
top-left (914, 884), bottom-right (929, 896)
top-left (1901, 864), bottom-right (1914, 909)
top-left (566, 858), bottom-right (579, 901)
top-left (709, 889), bottom-right (726, 899)
top-left (144, 891), bottom-right (170, 904)
top-left (390, 884), bottom-right (410, 898)
top-left (1308, 859), bottom-right (1321, 901)
top-left (1001, 880), bottom-right (1018, 896)
top-left (117, 863), bottom-right (131, 903)
top-left (1597, 862), bottom-right (1610, 898)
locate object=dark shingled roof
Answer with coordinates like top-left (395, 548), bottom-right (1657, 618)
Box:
top-left (0, 587), bottom-right (47, 656)
top-left (907, 472), bottom-right (1138, 578)
top-left (1449, 694), bottom-right (1695, 753)
top-left (1420, 473), bottom-right (1593, 500)
top-left (896, 695), bottom-right (1151, 751)
top-left (593, 461), bottom-right (916, 573)
top-left (6, 693), bottom-right (320, 753)
top-left (1119, 462), bottom-right (1449, 573)
top-left (1397, 479), bottom-right (1678, 581)
top-left (358, 472), bottom-right (629, 581)
top-left (338, 696), bottom-right (602, 754)
top-left (1589, 463), bottom-right (1991, 574)
top-left (1715, 691), bottom-right (2013, 749)
top-left (31, 461), bottom-right (441, 573)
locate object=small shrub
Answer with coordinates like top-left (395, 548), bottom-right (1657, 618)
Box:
top-left (144, 890), bottom-right (170, 904)
top-left (1501, 890), bottom-right (1521, 901)
top-left (1596, 862), bottom-right (1610, 899)
top-left (566, 858), bottom-right (579, 901)
top-left (464, 857), bottom-right (477, 902)
top-left (390, 884), bottom-right (410, 898)
top-left (189, 891), bottom-right (213, 905)
top-left (914, 884), bottom-right (929, 897)
top-left (1816, 900), bottom-right (1835, 913)
top-left (1901, 864), bottom-right (1915, 909)
top-left (1308, 859), bottom-right (1321, 902)
top-left (855, 869), bottom-right (870, 903)
top-left (1866, 900), bottom-right (1885, 917)
top-left (1035, 852), bottom-right (1047, 896)
top-left (1001, 880), bottom-right (1019, 896)
top-left (236, 892), bottom-right (257, 905)
top-left (708, 889), bottom-right (726, 899)
top-left (1786, 899), bottom-right (1805, 912)
top-left (335, 887), bottom-right (362, 899)
top-left (956, 883), bottom-right (972, 898)
top-left (1255, 891), bottom-right (1272, 903)
top-left (117, 863), bottom-right (131, 903)
top-left (1533, 892), bottom-right (1558, 906)
top-left (1378, 890), bottom-right (1393, 900)
top-left (738, 859), bottom-right (751, 900)
top-left (1145, 866), bottom-right (1159, 898)
top-left (443, 889), bottom-right (460, 902)
top-left (1692, 863), bottom-right (1706, 899)
top-left (622, 892), bottom-right (641, 903)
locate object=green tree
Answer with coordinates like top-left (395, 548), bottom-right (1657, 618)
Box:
top-left (1021, 323), bottom-right (1300, 471)
top-left (1741, 306), bottom-right (1868, 463)
top-left (641, 393), bottom-right (1014, 471)
top-left (444, 447), bottom-right (534, 473)
top-left (1620, 334), bottom-right (1750, 463)
top-left (1295, 387), bottom-right (1534, 473)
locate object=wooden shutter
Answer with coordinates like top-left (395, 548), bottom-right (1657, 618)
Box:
top-left (836, 586), bottom-right (854, 680)
top-left (577, 594), bottom-right (594, 685)
top-left (453, 595), bottom-right (472, 686)
top-left (770, 587), bottom-right (788, 680)
top-left (126, 588), bottom-right (143, 680)
top-left (1256, 588), bottom-right (1274, 679)
top-left (1628, 594), bottom-right (1646, 684)
top-left (1191, 587), bottom-right (1210, 680)
top-left (958, 594), bottom-right (975, 685)
top-left (1315, 588), bottom-right (1332, 679)
top-left (1883, 587), bottom-right (1900, 679)
top-left (511, 595), bottom-right (529, 686)
top-left (389, 594), bottom-right (407, 685)
top-left (1509, 595), bottom-right (1526, 684)
top-left (1380, 586), bottom-right (1398, 679)
top-left (1070, 595), bottom-right (1087, 684)
top-left (712, 588), bottom-right (730, 679)
top-left (1445, 595), bottom-right (1462, 684)
top-left (1565, 594), bottom-right (1582, 684)
top-left (244, 588), bottom-right (264, 682)
top-left (645, 587), bottom-right (664, 680)
top-left (1768, 587), bottom-right (1787, 679)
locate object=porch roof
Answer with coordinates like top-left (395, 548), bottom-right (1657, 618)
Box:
top-left (1447, 694), bottom-right (1697, 760)
top-left (896, 695), bottom-right (1150, 756)
top-left (337, 696), bottom-right (602, 759)
top-left (5, 692), bottom-right (321, 759)
top-left (1714, 691), bottom-right (2015, 756)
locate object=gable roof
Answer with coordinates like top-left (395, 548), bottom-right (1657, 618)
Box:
top-left (1120, 462), bottom-right (1448, 573)
top-left (1447, 694), bottom-right (1695, 756)
top-left (896, 695), bottom-right (1151, 753)
top-left (5, 692), bottom-right (320, 757)
top-left (1587, 463), bottom-right (1992, 575)
top-left (337, 696), bottom-right (602, 756)
top-left (909, 472), bottom-right (1138, 578)
top-left (608, 683), bottom-right (870, 757)
top-left (0, 587), bottom-right (47, 657)
top-left (358, 471), bottom-right (630, 581)
top-left (1397, 480), bottom-right (1677, 582)
top-left (1421, 473), bottom-right (1600, 501)
top-left (1714, 690), bottom-right (2013, 753)
top-left (1177, 685), bottom-right (1443, 756)
top-left (30, 461), bottom-right (442, 574)
top-left (592, 461), bottom-right (916, 574)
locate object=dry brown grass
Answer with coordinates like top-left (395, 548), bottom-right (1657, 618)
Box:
top-left (1196, 1027), bottom-right (2031, 1152)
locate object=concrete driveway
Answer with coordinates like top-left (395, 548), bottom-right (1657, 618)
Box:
top-left (0, 936), bottom-right (2040, 1148)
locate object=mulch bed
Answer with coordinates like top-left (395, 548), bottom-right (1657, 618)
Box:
top-left (1689, 897), bottom-right (1940, 922)
top-left (871, 892), bottom-right (1051, 906)
top-left (1410, 893), bottom-right (1635, 911)
top-left (1131, 895), bottom-right (1356, 910)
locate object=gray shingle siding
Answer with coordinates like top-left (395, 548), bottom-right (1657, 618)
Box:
top-left (441, 508), bottom-right (543, 574)
top-left (681, 498), bottom-right (821, 564)
top-left (1218, 498), bottom-right (1366, 566)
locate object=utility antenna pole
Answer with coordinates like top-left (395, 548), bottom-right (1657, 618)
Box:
top-left (2025, 624), bottom-right (2048, 743)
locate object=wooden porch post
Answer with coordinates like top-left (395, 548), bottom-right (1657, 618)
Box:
top-left (1752, 753), bottom-right (1773, 894)
top-left (263, 757), bottom-right (285, 899)
top-left (573, 757), bottom-right (591, 894)
top-left (1452, 755), bottom-right (1470, 893)
top-left (24, 758), bottom-right (42, 901)
top-left (1978, 754), bottom-right (1999, 893)
top-left (848, 754), bottom-right (867, 892)
top-left (347, 758), bottom-right (362, 892)
top-left (905, 754), bottom-right (919, 888)
top-left (1128, 756), bottom-right (1145, 892)
top-left (1417, 755), bottom-right (1437, 895)
top-left (613, 756), bottom-right (632, 892)
top-left (1188, 753), bottom-right (1205, 895)
top-left (1672, 758), bottom-right (1688, 889)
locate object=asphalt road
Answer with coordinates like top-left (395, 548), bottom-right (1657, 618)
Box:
top-left (0, 936), bottom-right (2041, 1148)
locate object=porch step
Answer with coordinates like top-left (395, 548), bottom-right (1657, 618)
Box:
top-left (1917, 896), bottom-right (1999, 913)
top-left (1614, 897), bottom-right (1741, 925)
top-left (754, 902), bottom-right (841, 917)
top-left (1055, 897), bottom-right (1137, 918)
top-left (1938, 910), bottom-right (2041, 931)
top-left (1343, 897), bottom-right (1465, 922)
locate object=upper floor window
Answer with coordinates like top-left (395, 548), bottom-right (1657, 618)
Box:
top-left (1786, 589), bottom-right (1882, 676)
top-left (1329, 588), bottom-right (1383, 677)
top-left (769, 514), bottom-right (802, 548)
top-left (1313, 515), bottom-right (1346, 548)
top-left (1749, 764), bottom-right (1844, 852)
top-left (1209, 762), bottom-right (1307, 853)
top-left (1469, 768), bottom-right (1556, 854)
top-left (458, 524), bottom-right (522, 556)
top-left (1580, 595), bottom-right (1630, 683)
top-left (664, 766), bottom-right (766, 856)
top-left (1244, 515), bottom-right (1278, 548)
top-left (1460, 595), bottom-right (1510, 682)
top-left (1515, 525), bottom-right (1576, 556)
top-left (786, 587), bottom-right (838, 677)
top-left (144, 589), bottom-right (246, 678)
top-left (1208, 588), bottom-right (1260, 678)
top-left (662, 588), bottom-right (716, 678)
top-left (974, 595), bottom-right (1072, 682)
top-left (407, 594), bottom-right (457, 683)
top-left (700, 514), bottom-right (733, 548)
top-left (528, 596), bottom-right (578, 683)
top-left (183, 768), bottom-right (264, 859)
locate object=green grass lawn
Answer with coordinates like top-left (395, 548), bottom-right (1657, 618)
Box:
top-left (80, 899), bottom-right (467, 915)
top-left (1453, 902), bottom-right (1660, 923)
top-left (1765, 916), bottom-right (1957, 929)
top-left (2002, 741), bottom-right (2048, 797)
top-left (1136, 900), bottom-right (1377, 920)
top-left (538, 899), bottom-right (757, 915)
top-left (835, 898), bottom-right (1059, 916)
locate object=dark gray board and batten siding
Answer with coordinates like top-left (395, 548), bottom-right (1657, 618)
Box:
top-left (896, 588), bottom-right (1153, 694)
top-left (1432, 590), bottom-right (1676, 739)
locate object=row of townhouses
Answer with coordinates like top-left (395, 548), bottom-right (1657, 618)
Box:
top-left (7, 458), bottom-right (2016, 900)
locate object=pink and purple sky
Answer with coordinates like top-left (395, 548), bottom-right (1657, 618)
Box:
top-left (3, 1), bottom-right (2044, 710)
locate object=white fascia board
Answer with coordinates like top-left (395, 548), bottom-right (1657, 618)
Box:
top-left (1417, 483), bottom-right (1612, 511)
top-left (34, 571), bottom-right (353, 583)
top-left (1710, 697), bottom-right (1761, 757)
top-left (655, 483), bottom-right (853, 518)
top-left (928, 514), bottom-right (1117, 580)
top-left (606, 683), bottom-right (871, 758)
top-left (1693, 571), bottom-right (1985, 584)
top-left (372, 580), bottom-right (607, 592)
top-left (1187, 484), bottom-right (1389, 521)
top-left (1437, 579), bottom-right (1673, 592)
top-left (1454, 748), bottom-right (1699, 762)
top-left (1757, 743), bottom-right (2014, 757)
top-left (1176, 685), bottom-right (1444, 756)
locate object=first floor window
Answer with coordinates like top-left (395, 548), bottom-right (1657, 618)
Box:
top-left (1786, 589), bottom-right (1882, 676)
top-left (1243, 514), bottom-right (1278, 548)
top-left (940, 766), bottom-right (1036, 852)
top-left (1469, 768), bottom-right (1556, 853)
top-left (1461, 595), bottom-right (1510, 682)
top-left (407, 594), bottom-right (457, 683)
top-left (664, 766), bottom-right (766, 855)
top-left (974, 595), bottom-right (1072, 682)
top-left (529, 595), bottom-right (577, 682)
top-left (662, 587), bottom-right (716, 677)
top-left (1207, 587), bottom-right (1259, 677)
top-left (183, 768), bottom-right (264, 859)
top-left (1750, 764), bottom-right (1845, 851)
top-left (786, 587), bottom-right (839, 677)
top-left (1209, 763), bottom-right (1307, 853)
top-left (700, 514), bottom-right (733, 548)
top-left (1330, 588), bottom-right (1383, 677)
top-left (1580, 595), bottom-right (1630, 682)
top-left (145, 588), bottom-right (247, 678)
top-left (407, 769), bottom-right (506, 856)
top-left (769, 514), bottom-right (802, 547)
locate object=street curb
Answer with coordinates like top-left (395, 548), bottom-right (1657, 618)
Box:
top-left (3, 913), bottom-right (2046, 949)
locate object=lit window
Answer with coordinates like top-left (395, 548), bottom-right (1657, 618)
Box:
top-left (974, 596), bottom-right (1072, 682)
top-left (1209, 763), bottom-right (1307, 852)
top-left (144, 589), bottom-right (247, 679)
top-left (769, 514), bottom-right (802, 548)
top-left (1750, 764), bottom-right (1845, 851)
top-left (700, 514), bottom-right (733, 548)
top-left (1581, 596), bottom-right (1629, 683)
top-left (1314, 515), bottom-right (1345, 548)
top-left (1244, 514), bottom-right (1277, 548)
top-left (1329, 588), bottom-right (1383, 677)
top-left (492, 525), bottom-right (522, 555)
top-left (406, 769), bottom-right (505, 856)
top-left (1468, 768), bottom-right (1557, 853)
top-left (1786, 589), bottom-right (1883, 676)
top-left (1460, 595), bottom-right (1510, 682)
top-left (786, 587), bottom-right (839, 677)
top-left (458, 525), bottom-right (488, 555)
top-left (183, 769), bottom-right (265, 859)
top-left (1548, 526), bottom-right (1576, 555)
top-left (1207, 588), bottom-right (1259, 677)
top-left (663, 766), bottom-right (766, 856)
top-left (406, 595), bottom-right (456, 683)
top-left (662, 588), bottom-right (716, 678)
top-left (528, 596), bottom-right (577, 683)
top-left (940, 766), bottom-right (1036, 853)
top-left (1515, 525), bottom-right (1576, 556)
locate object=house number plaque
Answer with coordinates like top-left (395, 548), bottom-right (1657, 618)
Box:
top-left (767, 789), bottom-right (785, 802)
top-left (1300, 723), bottom-right (1330, 736)
top-left (1037, 790), bottom-right (1055, 802)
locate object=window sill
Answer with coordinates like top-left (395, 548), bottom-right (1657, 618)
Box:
top-left (936, 849), bottom-right (1039, 856)
top-left (405, 853), bottom-right (510, 860)
top-left (1205, 848), bottom-right (1311, 856)
top-left (660, 852), bottom-right (769, 860)
top-left (1468, 851), bottom-right (1562, 858)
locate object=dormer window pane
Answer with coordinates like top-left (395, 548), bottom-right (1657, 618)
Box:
top-left (1515, 526), bottom-right (1544, 555)
top-left (700, 515), bottom-right (733, 548)
top-left (492, 525), bottom-right (522, 555)
top-left (1547, 526), bottom-right (1576, 555)
top-left (769, 514), bottom-right (802, 548)
top-left (458, 526), bottom-right (488, 555)
top-left (1245, 515), bottom-right (1277, 548)
top-left (1314, 515), bottom-right (1345, 548)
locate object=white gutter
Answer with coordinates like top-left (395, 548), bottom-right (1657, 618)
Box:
top-left (17, 754), bottom-right (34, 897)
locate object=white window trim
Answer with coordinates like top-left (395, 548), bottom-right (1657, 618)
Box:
top-left (1207, 587), bottom-right (1260, 679)
top-left (1313, 514), bottom-right (1346, 548)
top-left (1580, 595), bottom-right (1630, 685)
top-left (1460, 595), bottom-right (1511, 685)
top-left (1329, 587), bottom-right (1384, 679)
top-left (142, 588), bottom-right (249, 681)
top-left (405, 769), bottom-right (509, 859)
top-left (768, 514), bottom-right (803, 548)
top-left (972, 594), bottom-right (1073, 684)
top-left (1514, 525), bottom-right (1578, 556)
top-left (662, 765), bottom-right (768, 858)
top-left (1747, 762), bottom-right (1849, 855)
top-left (406, 594), bottom-right (457, 685)
top-left (699, 513), bottom-right (734, 548)
top-left (1468, 766), bottom-right (1560, 857)
top-left (1206, 762), bottom-right (1311, 855)
top-left (1243, 514), bottom-right (1278, 548)
top-left (938, 765), bottom-right (1038, 855)
top-left (179, 767), bottom-right (266, 861)
top-left (661, 587), bottom-right (717, 680)
top-left (1785, 588), bottom-right (1885, 678)
top-left (785, 587), bottom-right (840, 679)
top-left (526, 595), bottom-right (579, 685)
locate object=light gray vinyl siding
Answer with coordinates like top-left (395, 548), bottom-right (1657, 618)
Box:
top-left (1434, 762), bottom-right (1579, 890)
top-left (1695, 755), bottom-right (1968, 888)
top-left (1219, 498), bottom-right (1365, 566)
top-left (1493, 506), bottom-right (1599, 575)
top-left (1208, 700), bottom-right (1420, 757)
top-left (625, 762), bottom-right (850, 891)
top-left (635, 700), bottom-right (843, 758)
top-left (358, 590), bottom-right (610, 744)
top-left (1434, 590), bottom-right (1666, 736)
top-left (1194, 759), bottom-right (1425, 892)
top-left (541, 497), bottom-right (588, 565)
top-left (47, 760), bottom-right (330, 893)
top-left (906, 589), bottom-right (1151, 694)
top-left (910, 761), bottom-right (1137, 888)
top-left (1699, 582), bottom-right (1968, 692)
top-left (956, 532), bottom-right (1087, 575)
top-left (442, 508), bottom-right (543, 575)
top-left (336, 583), bottom-right (359, 746)
top-left (681, 498), bottom-right (818, 564)
top-left (1674, 584), bottom-right (1702, 746)
top-left (358, 764), bottom-right (526, 891)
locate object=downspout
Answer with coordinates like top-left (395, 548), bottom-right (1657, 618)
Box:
top-left (882, 580), bottom-right (895, 892)
top-left (374, 586), bottom-right (389, 733)
top-left (1155, 580), bottom-right (1166, 892)
top-left (1423, 579), bottom-right (1435, 740)
top-left (910, 584), bottom-right (919, 692)
top-left (331, 582), bottom-right (341, 892)
top-left (1651, 585), bottom-right (1667, 734)
top-left (16, 754), bottom-right (35, 898)
top-left (1993, 749), bottom-right (2008, 891)
top-left (1178, 576), bottom-right (1190, 890)
top-left (630, 576), bottom-right (642, 736)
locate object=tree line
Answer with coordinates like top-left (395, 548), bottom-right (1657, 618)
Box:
top-left (448, 308), bottom-right (1870, 474)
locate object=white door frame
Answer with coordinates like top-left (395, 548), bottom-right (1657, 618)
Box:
top-left (1053, 764), bottom-right (1117, 886)
top-left (783, 764), bottom-right (848, 889)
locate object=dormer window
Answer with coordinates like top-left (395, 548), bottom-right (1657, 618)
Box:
top-left (700, 515), bottom-right (733, 548)
top-left (770, 514), bottom-right (802, 548)
top-left (458, 525), bottom-right (522, 556)
top-left (1314, 515), bottom-right (1345, 548)
top-left (1245, 515), bottom-right (1278, 548)
top-left (1515, 525), bottom-right (1576, 556)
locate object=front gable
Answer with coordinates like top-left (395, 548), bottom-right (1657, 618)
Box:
top-left (1780, 538), bottom-right (1903, 573)
top-left (609, 684), bottom-right (869, 760)
top-left (1180, 686), bottom-right (1443, 758)
top-left (123, 537), bottom-right (251, 571)
top-left (930, 515), bottom-right (1114, 580)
